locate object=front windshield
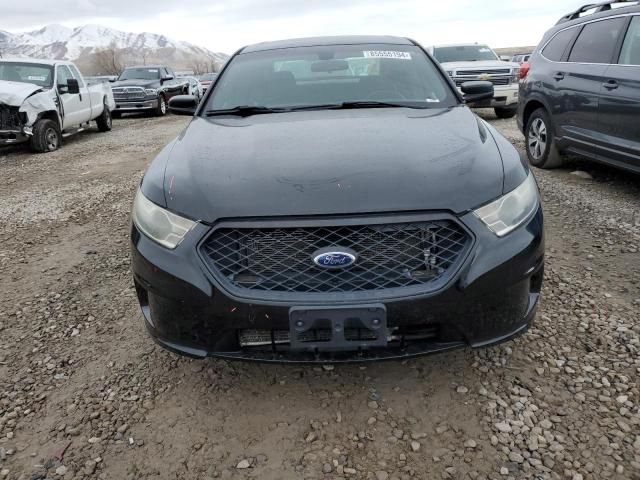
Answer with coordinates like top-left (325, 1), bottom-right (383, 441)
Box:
top-left (433, 45), bottom-right (499, 63)
top-left (206, 44), bottom-right (456, 111)
top-left (118, 68), bottom-right (161, 81)
top-left (0, 62), bottom-right (53, 88)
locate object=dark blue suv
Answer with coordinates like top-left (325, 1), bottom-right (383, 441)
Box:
top-left (518, 0), bottom-right (640, 171)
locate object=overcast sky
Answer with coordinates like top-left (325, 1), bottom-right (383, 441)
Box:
top-left (4, 0), bottom-right (585, 53)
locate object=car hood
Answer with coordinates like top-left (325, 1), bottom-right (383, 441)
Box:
top-left (439, 60), bottom-right (518, 70)
top-left (160, 107), bottom-right (504, 222)
top-left (111, 79), bottom-right (158, 88)
top-left (0, 80), bottom-right (44, 107)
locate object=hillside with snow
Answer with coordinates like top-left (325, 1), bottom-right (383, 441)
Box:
top-left (0, 24), bottom-right (228, 74)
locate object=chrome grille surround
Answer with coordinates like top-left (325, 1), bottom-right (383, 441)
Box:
top-left (450, 68), bottom-right (514, 88)
top-left (112, 86), bottom-right (146, 101)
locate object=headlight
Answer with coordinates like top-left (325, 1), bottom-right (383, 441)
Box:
top-left (474, 173), bottom-right (539, 237)
top-left (144, 88), bottom-right (158, 96)
top-left (511, 68), bottom-right (520, 84)
top-left (132, 189), bottom-right (196, 249)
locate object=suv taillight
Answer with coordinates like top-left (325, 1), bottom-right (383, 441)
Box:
top-left (519, 62), bottom-right (530, 80)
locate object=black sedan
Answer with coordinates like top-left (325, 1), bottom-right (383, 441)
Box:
top-left (130, 36), bottom-right (544, 363)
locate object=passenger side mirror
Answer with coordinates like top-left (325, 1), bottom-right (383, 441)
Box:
top-left (460, 81), bottom-right (494, 103)
top-left (169, 95), bottom-right (198, 115)
top-left (161, 75), bottom-right (174, 83)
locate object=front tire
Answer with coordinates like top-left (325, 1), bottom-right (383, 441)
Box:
top-left (155, 95), bottom-right (167, 116)
top-left (96, 102), bottom-right (112, 132)
top-left (30, 119), bottom-right (61, 153)
top-left (494, 107), bottom-right (517, 119)
top-left (525, 108), bottom-right (564, 169)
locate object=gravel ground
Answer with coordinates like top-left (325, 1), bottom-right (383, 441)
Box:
top-left (0, 110), bottom-right (639, 480)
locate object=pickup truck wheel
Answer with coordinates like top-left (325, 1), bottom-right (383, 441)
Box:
top-left (30, 119), bottom-right (61, 153)
top-left (96, 103), bottom-right (112, 132)
top-left (155, 95), bottom-right (167, 116)
top-left (525, 108), bottom-right (564, 169)
top-left (494, 107), bottom-right (517, 119)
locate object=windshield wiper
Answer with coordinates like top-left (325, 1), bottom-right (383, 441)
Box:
top-left (205, 106), bottom-right (286, 117)
top-left (289, 101), bottom-right (422, 111)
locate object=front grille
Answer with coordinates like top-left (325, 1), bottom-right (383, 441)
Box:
top-left (201, 218), bottom-right (471, 299)
top-left (112, 87), bottom-right (146, 101)
top-left (455, 77), bottom-right (511, 87)
top-left (0, 105), bottom-right (24, 130)
top-left (456, 68), bottom-right (511, 75)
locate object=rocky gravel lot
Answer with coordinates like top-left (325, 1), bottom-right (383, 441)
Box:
top-left (0, 110), bottom-right (639, 480)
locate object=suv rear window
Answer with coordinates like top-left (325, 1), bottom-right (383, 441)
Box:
top-left (568, 17), bottom-right (627, 64)
top-left (542, 27), bottom-right (578, 61)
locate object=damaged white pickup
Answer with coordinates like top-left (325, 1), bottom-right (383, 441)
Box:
top-left (0, 58), bottom-right (115, 152)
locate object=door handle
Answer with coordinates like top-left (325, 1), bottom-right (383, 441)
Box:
top-left (603, 80), bottom-right (619, 90)
top-left (553, 72), bottom-right (565, 81)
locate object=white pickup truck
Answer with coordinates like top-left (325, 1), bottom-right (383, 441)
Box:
top-left (0, 58), bottom-right (115, 153)
top-left (428, 44), bottom-right (521, 119)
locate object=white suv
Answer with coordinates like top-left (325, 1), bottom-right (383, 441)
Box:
top-left (428, 44), bottom-right (520, 118)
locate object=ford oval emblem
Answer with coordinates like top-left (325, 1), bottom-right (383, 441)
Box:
top-left (312, 247), bottom-right (358, 270)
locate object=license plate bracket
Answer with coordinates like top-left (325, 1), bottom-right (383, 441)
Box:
top-left (289, 304), bottom-right (387, 351)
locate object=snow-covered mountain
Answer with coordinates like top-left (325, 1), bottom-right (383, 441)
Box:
top-left (0, 24), bottom-right (228, 74)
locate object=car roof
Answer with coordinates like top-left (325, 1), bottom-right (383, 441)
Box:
top-left (553, 1), bottom-right (639, 28)
top-left (241, 35), bottom-right (414, 53)
top-left (431, 43), bottom-right (490, 48)
top-left (0, 57), bottom-right (65, 66)
top-left (124, 65), bottom-right (167, 69)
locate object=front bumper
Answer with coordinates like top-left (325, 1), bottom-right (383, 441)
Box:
top-left (130, 208), bottom-right (544, 363)
top-left (114, 99), bottom-right (158, 112)
top-left (0, 129), bottom-right (28, 146)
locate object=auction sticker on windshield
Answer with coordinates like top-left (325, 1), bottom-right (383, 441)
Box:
top-left (363, 51), bottom-right (412, 60)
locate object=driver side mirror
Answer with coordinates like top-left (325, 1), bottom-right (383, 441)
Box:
top-left (161, 75), bottom-right (174, 83)
top-left (58, 78), bottom-right (80, 95)
top-left (168, 95), bottom-right (198, 116)
top-left (67, 78), bottom-right (80, 95)
top-left (460, 81), bottom-right (494, 104)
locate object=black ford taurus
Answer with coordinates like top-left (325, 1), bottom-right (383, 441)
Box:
top-left (130, 36), bottom-right (544, 363)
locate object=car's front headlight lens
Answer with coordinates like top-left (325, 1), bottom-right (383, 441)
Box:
top-left (132, 189), bottom-right (196, 249)
top-left (474, 173), bottom-right (539, 237)
top-left (144, 88), bottom-right (157, 96)
top-left (511, 67), bottom-right (521, 84)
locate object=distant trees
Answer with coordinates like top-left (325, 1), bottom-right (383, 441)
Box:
top-left (188, 57), bottom-right (220, 75)
top-left (94, 41), bottom-right (124, 75)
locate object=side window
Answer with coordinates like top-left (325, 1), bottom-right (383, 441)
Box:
top-left (68, 65), bottom-right (85, 87)
top-left (619, 16), bottom-right (640, 65)
top-left (56, 65), bottom-right (74, 87)
top-left (568, 17), bottom-right (627, 64)
top-left (542, 27), bottom-right (579, 61)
